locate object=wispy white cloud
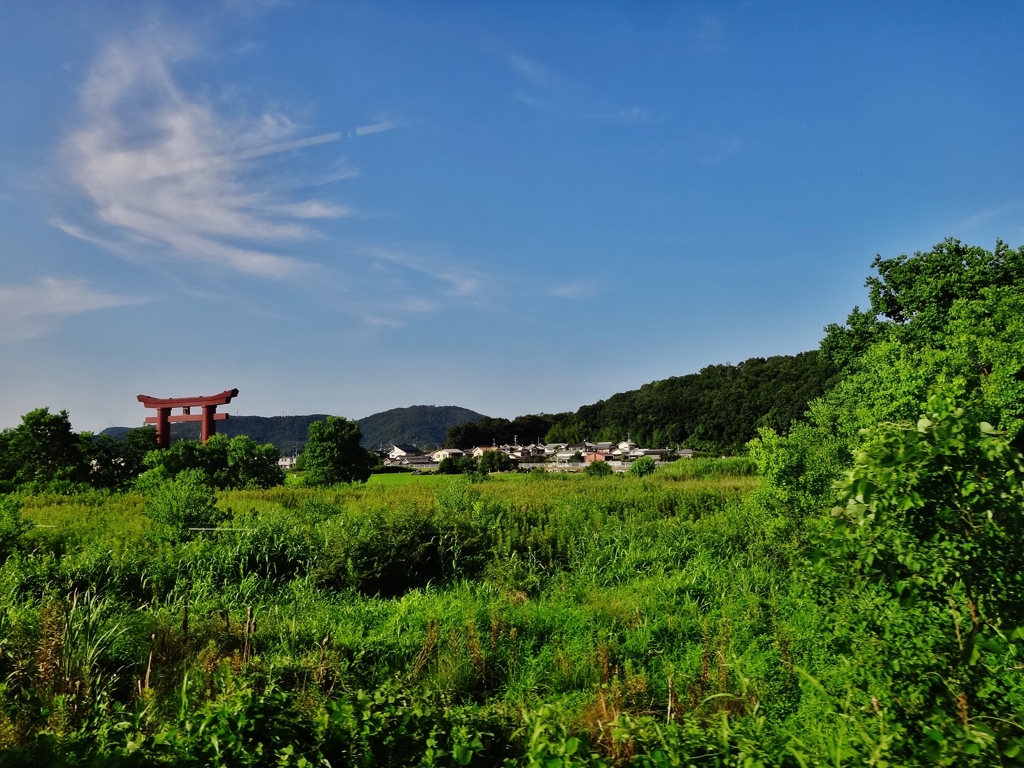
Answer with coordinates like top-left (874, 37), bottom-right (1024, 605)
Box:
top-left (613, 107), bottom-right (651, 125)
top-left (360, 246), bottom-right (484, 299)
top-left (507, 54), bottom-right (649, 125)
top-left (60, 31), bottom-right (351, 278)
top-left (690, 15), bottom-right (727, 55)
top-left (549, 279), bottom-right (598, 300)
top-left (0, 278), bottom-right (140, 344)
top-left (692, 135), bottom-right (743, 164)
top-left (353, 121), bottom-right (396, 137)
top-left (509, 55), bottom-right (563, 92)
top-left (956, 201), bottom-right (1023, 231)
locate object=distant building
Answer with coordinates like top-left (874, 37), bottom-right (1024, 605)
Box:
top-left (431, 448), bottom-right (464, 461)
top-left (388, 444), bottom-right (422, 461)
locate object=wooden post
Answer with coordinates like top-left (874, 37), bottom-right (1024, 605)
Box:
top-left (201, 405), bottom-right (217, 442)
top-left (156, 407), bottom-right (171, 449)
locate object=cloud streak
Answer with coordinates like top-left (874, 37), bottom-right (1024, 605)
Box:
top-left (549, 279), bottom-right (598, 300)
top-left (507, 54), bottom-right (649, 125)
top-left (61, 32), bottom-right (350, 278)
top-left (0, 278), bottom-right (140, 344)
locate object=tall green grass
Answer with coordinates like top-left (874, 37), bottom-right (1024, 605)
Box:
top-left (0, 468), bottom-right (1014, 765)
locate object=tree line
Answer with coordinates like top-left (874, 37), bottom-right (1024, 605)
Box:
top-left (0, 412), bottom-right (378, 493)
top-left (441, 351), bottom-right (838, 453)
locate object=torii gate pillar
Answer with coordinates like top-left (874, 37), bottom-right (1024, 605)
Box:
top-left (137, 389), bottom-right (239, 449)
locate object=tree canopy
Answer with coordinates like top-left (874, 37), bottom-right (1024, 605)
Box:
top-left (303, 416), bottom-right (375, 486)
top-left (0, 410), bottom-right (158, 492)
top-left (820, 238), bottom-right (1024, 371)
top-left (140, 433), bottom-right (284, 490)
top-left (443, 414), bottom-right (568, 450)
top-left (545, 351), bottom-right (837, 452)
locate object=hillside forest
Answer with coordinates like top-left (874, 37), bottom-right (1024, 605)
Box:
top-left (0, 238), bottom-right (1021, 764)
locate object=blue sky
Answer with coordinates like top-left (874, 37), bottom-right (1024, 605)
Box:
top-left (2, 1), bottom-right (1023, 432)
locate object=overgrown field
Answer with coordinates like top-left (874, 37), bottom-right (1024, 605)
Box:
top-left (0, 452), bottom-right (1020, 765)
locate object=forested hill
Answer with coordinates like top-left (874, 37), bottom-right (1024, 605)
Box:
top-left (545, 351), bottom-right (838, 451)
top-left (356, 405), bottom-right (484, 451)
top-left (439, 351), bottom-right (838, 453)
top-left (101, 405), bottom-right (485, 453)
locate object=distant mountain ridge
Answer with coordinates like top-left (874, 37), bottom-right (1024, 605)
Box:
top-left (357, 405), bottom-right (485, 451)
top-left (100, 405), bottom-right (486, 454)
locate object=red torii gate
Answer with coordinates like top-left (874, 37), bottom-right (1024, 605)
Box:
top-left (137, 389), bottom-right (239, 449)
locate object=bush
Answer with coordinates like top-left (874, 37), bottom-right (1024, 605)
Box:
top-left (584, 460), bottom-right (613, 477)
top-left (143, 469), bottom-right (228, 540)
top-left (0, 495), bottom-right (30, 559)
top-left (627, 456), bottom-right (656, 477)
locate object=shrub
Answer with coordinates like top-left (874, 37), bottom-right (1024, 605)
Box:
top-left (627, 456), bottom-right (656, 477)
top-left (0, 495), bottom-right (30, 559)
top-left (143, 469), bottom-right (228, 540)
top-left (584, 460), bottom-right (613, 477)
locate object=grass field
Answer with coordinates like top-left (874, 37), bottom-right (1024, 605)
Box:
top-left (0, 459), bottom-right (1019, 765)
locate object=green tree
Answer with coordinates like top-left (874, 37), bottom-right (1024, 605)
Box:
top-left (226, 435), bottom-right (284, 489)
top-left (82, 427), bottom-right (159, 490)
top-left (811, 284), bottom-right (1024, 447)
top-left (826, 389), bottom-right (1024, 744)
top-left (821, 239), bottom-right (1024, 371)
top-left (141, 433), bottom-right (283, 489)
top-left (479, 450), bottom-right (516, 473)
top-left (0, 408), bottom-right (88, 488)
top-left (437, 456), bottom-right (460, 475)
top-left (584, 460), bottom-right (613, 477)
top-left (304, 416), bottom-right (375, 485)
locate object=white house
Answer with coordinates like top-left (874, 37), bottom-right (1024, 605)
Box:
top-left (388, 444), bottom-right (422, 461)
top-left (431, 448), bottom-right (464, 462)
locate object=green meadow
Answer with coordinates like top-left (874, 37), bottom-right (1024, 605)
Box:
top-left (0, 466), bottom-right (825, 765)
top-left (2, 447), bottom-right (1019, 766)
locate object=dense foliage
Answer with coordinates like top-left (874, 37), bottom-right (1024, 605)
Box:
top-left (441, 353), bottom-right (836, 454)
top-left (107, 406), bottom-right (486, 454)
top-left (443, 413), bottom-right (569, 450)
top-left (544, 351), bottom-right (837, 452)
top-left (0, 410), bottom-right (157, 493)
top-left (820, 237), bottom-right (1024, 371)
top-left (358, 405), bottom-right (486, 451)
top-left (303, 416), bottom-right (376, 486)
top-left (133, 414), bottom-right (331, 455)
top-left (140, 433), bottom-right (284, 491)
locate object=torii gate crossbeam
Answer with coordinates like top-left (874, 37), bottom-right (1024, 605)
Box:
top-left (137, 388), bottom-right (239, 449)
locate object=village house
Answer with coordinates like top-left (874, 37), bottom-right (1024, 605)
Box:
top-left (431, 447), bottom-right (464, 462)
top-left (388, 444), bottom-right (422, 461)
